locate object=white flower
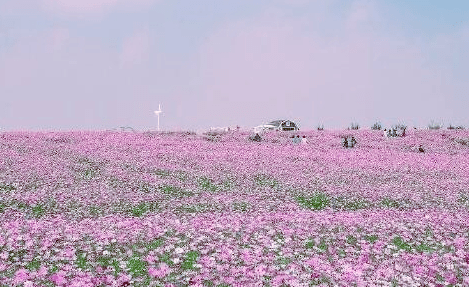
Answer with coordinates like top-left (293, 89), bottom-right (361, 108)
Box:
top-left (173, 258), bottom-right (180, 264)
top-left (174, 247), bottom-right (184, 254)
top-left (103, 250), bottom-right (110, 256)
top-left (119, 261), bottom-right (127, 269)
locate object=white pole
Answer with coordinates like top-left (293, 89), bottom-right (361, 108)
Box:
top-left (157, 114), bottom-right (160, 131)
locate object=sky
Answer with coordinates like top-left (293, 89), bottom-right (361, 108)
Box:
top-left (0, 0), bottom-right (468, 133)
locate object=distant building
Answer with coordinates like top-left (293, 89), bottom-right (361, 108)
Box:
top-left (253, 120), bottom-right (299, 133)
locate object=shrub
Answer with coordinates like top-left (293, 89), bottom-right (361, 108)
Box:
top-left (448, 124), bottom-right (465, 130)
top-left (371, 122), bottom-right (382, 130)
top-left (349, 123), bottom-right (360, 130)
top-left (428, 120), bottom-right (443, 130)
top-left (317, 124), bottom-right (324, 131)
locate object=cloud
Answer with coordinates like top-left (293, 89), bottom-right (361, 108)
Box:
top-left (194, 0), bottom-right (468, 128)
top-left (0, 0), bottom-right (159, 17)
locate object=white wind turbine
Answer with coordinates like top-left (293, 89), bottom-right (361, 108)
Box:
top-left (154, 104), bottom-right (162, 131)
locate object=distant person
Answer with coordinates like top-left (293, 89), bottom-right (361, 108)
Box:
top-left (301, 135), bottom-right (308, 145)
top-left (383, 129), bottom-right (388, 138)
top-left (350, 136), bottom-right (357, 147)
top-left (342, 137), bottom-right (348, 148)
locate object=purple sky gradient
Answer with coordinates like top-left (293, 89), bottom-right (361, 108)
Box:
top-left (0, 0), bottom-right (468, 132)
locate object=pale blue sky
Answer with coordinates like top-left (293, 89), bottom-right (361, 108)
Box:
top-left (0, 0), bottom-right (468, 132)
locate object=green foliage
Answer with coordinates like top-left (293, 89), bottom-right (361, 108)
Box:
top-left (392, 236), bottom-right (412, 252)
top-left (137, 182), bottom-right (157, 193)
top-left (111, 259), bottom-right (121, 277)
top-left (197, 177), bottom-right (219, 192)
top-left (130, 203), bottom-right (150, 217)
top-left (0, 203), bottom-right (6, 213)
top-left (96, 256), bottom-right (113, 268)
top-left (26, 257), bottom-right (41, 271)
top-left (75, 251), bottom-right (90, 270)
top-left (152, 168), bottom-right (171, 177)
top-left (231, 201), bottom-right (251, 212)
top-left (380, 198), bottom-right (401, 209)
top-left (203, 280), bottom-right (214, 287)
top-left (89, 205), bottom-right (104, 217)
top-left (180, 250), bottom-right (200, 271)
top-left (160, 185), bottom-right (195, 198)
top-left (295, 192), bottom-right (330, 211)
top-left (48, 264), bottom-right (59, 274)
top-left (82, 169), bottom-right (97, 180)
top-left (127, 256), bottom-right (147, 277)
top-left (145, 238), bottom-right (165, 250)
top-left (159, 252), bottom-right (175, 267)
top-left (253, 174), bottom-right (278, 188)
top-left (458, 193), bottom-right (469, 207)
top-left (31, 204), bottom-right (46, 218)
top-left (364, 234), bottom-right (379, 244)
top-left (222, 179), bottom-right (236, 190)
top-left (317, 239), bottom-right (328, 253)
top-left (305, 238), bottom-right (315, 249)
top-left (415, 242), bottom-right (434, 254)
top-left (346, 235), bottom-right (357, 245)
top-left (0, 183), bottom-right (16, 192)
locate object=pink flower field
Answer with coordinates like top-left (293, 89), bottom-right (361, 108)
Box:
top-left (1, 129), bottom-right (469, 286)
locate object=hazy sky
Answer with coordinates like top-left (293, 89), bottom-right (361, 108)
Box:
top-left (1, 0), bottom-right (468, 132)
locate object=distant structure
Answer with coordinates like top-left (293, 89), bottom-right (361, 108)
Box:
top-left (249, 133), bottom-right (262, 142)
top-left (253, 120), bottom-right (299, 134)
top-left (209, 126), bottom-right (231, 132)
top-left (154, 104), bottom-right (163, 131)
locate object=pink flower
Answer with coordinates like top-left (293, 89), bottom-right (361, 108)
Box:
top-left (13, 268), bottom-right (29, 285)
top-left (271, 274), bottom-right (289, 287)
top-left (148, 263), bottom-right (170, 279)
top-left (414, 265), bottom-right (426, 275)
top-left (375, 266), bottom-right (394, 280)
top-left (358, 253), bottom-right (370, 264)
top-left (219, 246), bottom-right (233, 263)
top-left (145, 254), bottom-right (156, 264)
top-left (199, 255), bottom-right (216, 268)
top-left (254, 264), bottom-right (267, 278)
top-left (305, 257), bottom-right (321, 269)
top-left (50, 271), bottom-right (67, 286)
top-left (23, 281), bottom-right (34, 287)
top-left (445, 271), bottom-right (458, 284)
top-left (36, 265), bottom-right (48, 278)
top-left (241, 250), bottom-right (254, 264)
top-left (223, 276), bottom-right (235, 284)
top-left (454, 237), bottom-right (467, 249)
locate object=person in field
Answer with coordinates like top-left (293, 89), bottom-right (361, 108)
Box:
top-left (301, 135), bottom-right (307, 145)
